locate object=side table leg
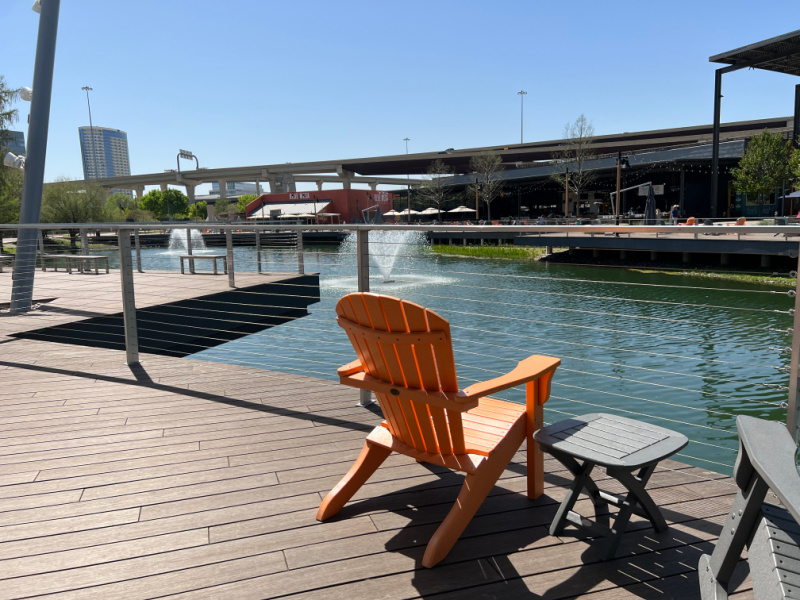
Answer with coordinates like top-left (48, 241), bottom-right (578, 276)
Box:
top-left (601, 463), bottom-right (661, 560)
top-left (550, 459), bottom-right (596, 536)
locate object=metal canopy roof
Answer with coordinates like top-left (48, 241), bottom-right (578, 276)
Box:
top-left (710, 29), bottom-right (800, 76)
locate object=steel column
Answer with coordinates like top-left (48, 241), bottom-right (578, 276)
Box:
top-left (794, 83), bottom-right (800, 149)
top-left (711, 69), bottom-right (722, 219)
top-left (10, 0), bottom-right (61, 312)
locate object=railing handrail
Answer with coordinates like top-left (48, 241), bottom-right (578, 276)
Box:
top-left (1, 222), bottom-right (798, 235)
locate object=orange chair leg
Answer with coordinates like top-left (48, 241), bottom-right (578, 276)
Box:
top-left (316, 441), bottom-right (392, 521)
top-left (422, 433), bottom-right (523, 568)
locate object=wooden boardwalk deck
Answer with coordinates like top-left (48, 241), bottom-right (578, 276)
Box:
top-left (0, 272), bottom-right (754, 599)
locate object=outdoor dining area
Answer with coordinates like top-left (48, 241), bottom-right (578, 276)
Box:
top-left (383, 205), bottom-right (477, 222)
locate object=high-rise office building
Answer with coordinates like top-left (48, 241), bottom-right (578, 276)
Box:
top-left (3, 131), bottom-right (25, 155)
top-left (78, 126), bottom-right (131, 180)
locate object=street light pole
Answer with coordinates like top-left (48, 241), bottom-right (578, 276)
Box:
top-left (517, 90), bottom-right (527, 144)
top-left (404, 137), bottom-right (410, 221)
top-left (10, 0), bottom-right (61, 313)
top-left (81, 86), bottom-right (94, 177)
top-left (615, 151), bottom-right (622, 225)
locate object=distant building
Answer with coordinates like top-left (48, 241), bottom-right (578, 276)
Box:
top-left (78, 126), bottom-right (131, 180)
top-left (3, 131), bottom-right (25, 155)
top-left (209, 182), bottom-right (261, 197)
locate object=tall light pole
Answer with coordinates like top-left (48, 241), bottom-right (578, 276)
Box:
top-left (517, 90), bottom-right (527, 144)
top-left (10, 0), bottom-right (61, 313)
top-left (404, 137), bottom-right (411, 221)
top-left (81, 85), bottom-right (94, 178)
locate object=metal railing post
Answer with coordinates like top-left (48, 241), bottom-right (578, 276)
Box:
top-left (296, 229), bottom-right (305, 275)
top-left (356, 228), bottom-right (373, 406)
top-left (226, 227), bottom-right (235, 287)
top-left (80, 227), bottom-right (89, 271)
top-left (185, 227), bottom-right (194, 273)
top-left (118, 228), bottom-right (139, 365)
top-left (134, 229), bottom-right (142, 272)
top-left (356, 228), bottom-right (369, 293)
top-left (255, 228), bottom-right (262, 274)
top-left (787, 246), bottom-right (800, 443)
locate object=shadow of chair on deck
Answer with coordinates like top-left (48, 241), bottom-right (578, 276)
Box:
top-left (330, 460), bottom-right (749, 599)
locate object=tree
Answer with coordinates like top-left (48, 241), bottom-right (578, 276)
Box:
top-left (188, 201), bottom-right (207, 221)
top-left (550, 114), bottom-right (597, 216)
top-left (237, 194), bottom-right (258, 214)
top-left (468, 152), bottom-right (503, 221)
top-left (139, 188), bottom-right (189, 219)
top-left (102, 192), bottom-right (137, 222)
top-left (0, 75), bottom-right (21, 251)
top-left (41, 178), bottom-right (104, 248)
top-left (214, 199), bottom-right (239, 220)
top-left (732, 129), bottom-right (796, 217)
top-left (419, 159), bottom-right (454, 221)
top-left (0, 168), bottom-right (22, 251)
top-left (0, 75), bottom-right (19, 153)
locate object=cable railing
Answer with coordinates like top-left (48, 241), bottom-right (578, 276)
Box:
top-left (1, 221), bottom-right (797, 481)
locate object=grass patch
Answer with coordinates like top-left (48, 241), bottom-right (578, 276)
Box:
top-left (429, 244), bottom-right (558, 260)
top-left (630, 268), bottom-right (796, 287)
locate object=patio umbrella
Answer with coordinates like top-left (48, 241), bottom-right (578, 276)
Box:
top-left (780, 190), bottom-right (800, 199)
top-left (419, 207), bottom-right (440, 215)
top-left (383, 210), bottom-right (402, 216)
top-left (448, 205), bottom-right (476, 213)
top-left (644, 184), bottom-right (657, 225)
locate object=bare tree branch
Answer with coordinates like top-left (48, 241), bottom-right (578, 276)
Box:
top-left (550, 114), bottom-right (597, 216)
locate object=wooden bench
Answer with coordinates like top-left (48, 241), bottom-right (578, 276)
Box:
top-left (179, 254), bottom-right (228, 275)
top-left (533, 413), bottom-right (688, 560)
top-left (0, 254), bottom-right (13, 273)
top-left (64, 254), bottom-right (109, 274)
top-left (40, 254), bottom-right (74, 272)
top-left (699, 415), bottom-right (800, 600)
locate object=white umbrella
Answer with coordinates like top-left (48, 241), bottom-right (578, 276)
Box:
top-left (383, 210), bottom-right (402, 216)
top-left (400, 209), bottom-right (420, 216)
top-left (448, 205), bottom-right (476, 213)
top-left (419, 207), bottom-right (440, 215)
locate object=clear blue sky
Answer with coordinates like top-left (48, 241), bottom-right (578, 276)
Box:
top-left (3, 0), bottom-right (799, 193)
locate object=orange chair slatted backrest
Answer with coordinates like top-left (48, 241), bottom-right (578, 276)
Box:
top-left (336, 293), bottom-right (466, 456)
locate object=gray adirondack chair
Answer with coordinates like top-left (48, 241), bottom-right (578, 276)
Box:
top-left (698, 415), bottom-right (800, 600)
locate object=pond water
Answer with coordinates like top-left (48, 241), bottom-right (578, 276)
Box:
top-left (104, 234), bottom-right (793, 475)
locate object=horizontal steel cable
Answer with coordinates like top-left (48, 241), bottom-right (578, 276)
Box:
top-left (453, 338), bottom-right (789, 401)
top-left (449, 323), bottom-right (784, 371)
top-left (550, 393), bottom-right (738, 434)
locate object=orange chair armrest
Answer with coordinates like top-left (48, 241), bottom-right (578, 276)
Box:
top-left (338, 359), bottom-right (365, 377)
top-left (458, 355), bottom-right (560, 401)
top-left (339, 370), bottom-right (479, 412)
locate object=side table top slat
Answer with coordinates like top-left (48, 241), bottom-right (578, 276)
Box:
top-left (535, 413), bottom-right (688, 469)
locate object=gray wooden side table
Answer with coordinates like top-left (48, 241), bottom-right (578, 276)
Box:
top-left (533, 413), bottom-right (688, 560)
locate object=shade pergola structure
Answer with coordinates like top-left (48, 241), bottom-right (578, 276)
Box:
top-left (709, 29), bottom-right (800, 217)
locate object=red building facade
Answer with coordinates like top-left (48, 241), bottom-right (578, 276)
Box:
top-left (245, 189), bottom-right (394, 223)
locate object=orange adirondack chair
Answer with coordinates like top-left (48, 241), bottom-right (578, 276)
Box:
top-left (316, 292), bottom-right (561, 567)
